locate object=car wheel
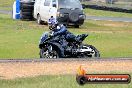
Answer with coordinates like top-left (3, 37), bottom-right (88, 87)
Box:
top-left (74, 25), bottom-right (79, 28)
top-left (37, 14), bottom-right (42, 25)
top-left (69, 12), bottom-right (79, 22)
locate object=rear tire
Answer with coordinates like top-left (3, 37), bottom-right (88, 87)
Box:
top-left (89, 45), bottom-right (100, 58)
top-left (81, 44), bottom-right (100, 58)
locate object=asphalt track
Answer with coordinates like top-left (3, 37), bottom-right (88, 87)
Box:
top-left (0, 10), bottom-right (132, 22)
top-left (0, 10), bottom-right (12, 15)
top-left (86, 16), bottom-right (132, 22)
top-left (0, 58), bottom-right (131, 63)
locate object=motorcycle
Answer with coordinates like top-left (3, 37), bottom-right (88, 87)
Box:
top-left (39, 31), bottom-right (100, 58)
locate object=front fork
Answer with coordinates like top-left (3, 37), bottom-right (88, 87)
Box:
top-left (47, 45), bottom-right (53, 53)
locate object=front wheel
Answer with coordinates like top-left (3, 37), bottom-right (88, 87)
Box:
top-left (40, 46), bottom-right (59, 58)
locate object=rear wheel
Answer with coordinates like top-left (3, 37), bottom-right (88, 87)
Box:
top-left (80, 44), bottom-right (100, 58)
top-left (89, 45), bottom-right (100, 58)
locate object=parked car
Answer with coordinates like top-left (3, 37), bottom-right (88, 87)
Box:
top-left (34, 0), bottom-right (86, 28)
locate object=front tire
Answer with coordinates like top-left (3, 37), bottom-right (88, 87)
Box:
top-left (40, 46), bottom-right (59, 58)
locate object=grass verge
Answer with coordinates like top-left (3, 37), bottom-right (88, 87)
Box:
top-left (0, 0), bottom-right (14, 11)
top-left (0, 73), bottom-right (132, 88)
top-left (84, 8), bottom-right (132, 18)
top-left (0, 14), bottom-right (132, 59)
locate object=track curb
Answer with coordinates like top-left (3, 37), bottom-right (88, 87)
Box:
top-left (0, 58), bottom-right (132, 63)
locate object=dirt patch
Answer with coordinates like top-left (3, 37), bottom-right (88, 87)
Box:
top-left (0, 60), bottom-right (132, 79)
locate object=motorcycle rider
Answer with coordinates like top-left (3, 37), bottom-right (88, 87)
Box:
top-left (40, 16), bottom-right (88, 57)
top-left (48, 16), bottom-right (80, 43)
top-left (48, 16), bottom-right (67, 36)
top-left (48, 16), bottom-right (56, 30)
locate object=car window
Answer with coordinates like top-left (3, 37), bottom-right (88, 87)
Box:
top-left (58, 0), bottom-right (82, 9)
top-left (36, 0), bottom-right (41, 4)
top-left (44, 0), bottom-right (51, 6)
top-left (52, 0), bottom-right (56, 7)
top-left (52, 0), bottom-right (56, 2)
top-left (52, 0), bottom-right (56, 4)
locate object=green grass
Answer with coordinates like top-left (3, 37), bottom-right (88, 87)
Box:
top-left (0, 0), bottom-right (14, 11)
top-left (0, 74), bottom-right (132, 88)
top-left (0, 7), bottom-right (12, 11)
top-left (82, 1), bottom-right (132, 9)
top-left (0, 0), bottom-right (14, 7)
top-left (0, 14), bottom-right (46, 59)
top-left (84, 8), bottom-right (132, 18)
top-left (0, 14), bottom-right (132, 59)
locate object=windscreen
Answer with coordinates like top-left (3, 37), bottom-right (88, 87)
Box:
top-left (58, 0), bottom-right (82, 9)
